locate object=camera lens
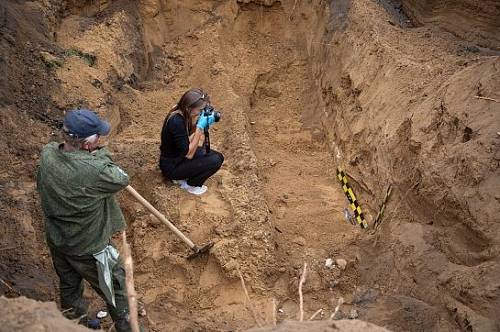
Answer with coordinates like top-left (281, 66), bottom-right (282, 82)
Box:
top-left (214, 112), bottom-right (221, 122)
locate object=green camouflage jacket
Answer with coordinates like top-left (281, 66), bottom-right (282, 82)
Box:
top-left (37, 142), bottom-right (129, 255)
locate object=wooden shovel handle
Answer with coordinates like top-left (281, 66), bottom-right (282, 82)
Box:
top-left (125, 185), bottom-right (196, 249)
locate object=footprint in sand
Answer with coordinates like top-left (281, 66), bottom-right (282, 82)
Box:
top-left (200, 184), bottom-right (231, 218)
top-left (178, 181), bottom-right (231, 219)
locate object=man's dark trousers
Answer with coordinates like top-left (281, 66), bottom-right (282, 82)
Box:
top-left (165, 147), bottom-right (224, 186)
top-left (50, 246), bottom-right (132, 332)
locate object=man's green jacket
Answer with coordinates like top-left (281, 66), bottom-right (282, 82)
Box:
top-left (37, 142), bottom-right (129, 255)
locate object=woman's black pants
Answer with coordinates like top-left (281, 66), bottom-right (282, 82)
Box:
top-left (162, 148), bottom-right (224, 187)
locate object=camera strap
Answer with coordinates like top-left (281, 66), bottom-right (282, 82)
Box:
top-left (204, 127), bottom-right (211, 153)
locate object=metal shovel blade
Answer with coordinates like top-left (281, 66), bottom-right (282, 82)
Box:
top-left (187, 242), bottom-right (214, 260)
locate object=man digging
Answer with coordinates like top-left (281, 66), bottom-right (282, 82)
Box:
top-left (37, 109), bottom-right (142, 331)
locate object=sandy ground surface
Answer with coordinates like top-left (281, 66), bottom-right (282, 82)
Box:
top-left (0, 0), bottom-right (499, 331)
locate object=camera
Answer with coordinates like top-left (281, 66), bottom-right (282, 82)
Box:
top-left (200, 105), bottom-right (220, 154)
top-left (200, 105), bottom-right (221, 122)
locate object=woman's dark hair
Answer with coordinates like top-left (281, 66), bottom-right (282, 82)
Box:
top-left (165, 88), bottom-right (209, 134)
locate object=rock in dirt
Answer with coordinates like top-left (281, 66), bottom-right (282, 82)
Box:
top-left (96, 310), bottom-right (108, 319)
top-left (331, 310), bottom-right (344, 320)
top-left (336, 258), bottom-right (347, 270)
top-left (292, 236), bottom-right (306, 246)
top-left (91, 78), bottom-right (102, 88)
top-left (351, 287), bottom-right (379, 305)
top-left (349, 309), bottom-right (359, 319)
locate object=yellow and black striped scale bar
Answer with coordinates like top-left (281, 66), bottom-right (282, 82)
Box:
top-left (336, 168), bottom-right (368, 229)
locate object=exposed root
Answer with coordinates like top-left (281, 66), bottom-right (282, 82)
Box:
top-left (122, 231), bottom-right (140, 332)
top-left (298, 262), bottom-right (307, 321)
top-left (330, 297), bottom-right (344, 320)
top-left (272, 298), bottom-right (277, 327)
top-left (0, 278), bottom-right (19, 295)
top-left (475, 95), bottom-right (499, 103)
top-left (309, 308), bottom-right (323, 321)
top-left (237, 266), bottom-right (264, 327)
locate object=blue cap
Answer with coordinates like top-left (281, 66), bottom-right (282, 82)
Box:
top-left (63, 109), bottom-right (111, 138)
top-left (87, 318), bottom-right (101, 329)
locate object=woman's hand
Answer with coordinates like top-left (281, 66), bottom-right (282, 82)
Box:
top-left (196, 113), bottom-right (217, 131)
top-left (206, 114), bottom-right (216, 127)
top-left (189, 132), bottom-right (204, 145)
top-left (186, 127), bottom-right (204, 159)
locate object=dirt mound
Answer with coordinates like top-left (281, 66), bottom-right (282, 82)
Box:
top-left (0, 296), bottom-right (89, 332)
top-left (0, 0), bottom-right (499, 331)
top-left (249, 319), bottom-right (390, 332)
top-left (0, 296), bottom-right (390, 332)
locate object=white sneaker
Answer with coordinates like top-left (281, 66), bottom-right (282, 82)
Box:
top-left (184, 184), bottom-right (208, 196)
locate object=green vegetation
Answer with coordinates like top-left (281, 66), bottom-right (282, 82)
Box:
top-left (64, 48), bottom-right (97, 66)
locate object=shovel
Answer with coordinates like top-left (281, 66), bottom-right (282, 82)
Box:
top-left (125, 185), bottom-right (213, 259)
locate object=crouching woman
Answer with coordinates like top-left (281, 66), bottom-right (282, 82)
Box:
top-left (159, 88), bottom-right (224, 195)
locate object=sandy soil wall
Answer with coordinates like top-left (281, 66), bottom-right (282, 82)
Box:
top-left (287, 0), bottom-right (500, 330)
top-left (0, 0), bottom-right (64, 302)
top-left (402, 0), bottom-right (500, 50)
